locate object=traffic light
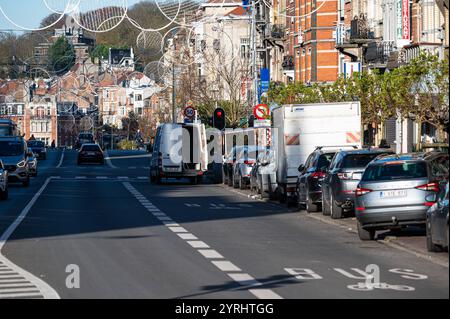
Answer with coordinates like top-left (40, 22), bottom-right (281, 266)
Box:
top-left (213, 108), bottom-right (226, 130)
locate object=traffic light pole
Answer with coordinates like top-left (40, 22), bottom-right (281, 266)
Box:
top-left (172, 61), bottom-right (176, 124)
top-left (251, 0), bottom-right (258, 107)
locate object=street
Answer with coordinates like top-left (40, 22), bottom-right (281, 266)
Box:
top-left (0, 150), bottom-right (448, 299)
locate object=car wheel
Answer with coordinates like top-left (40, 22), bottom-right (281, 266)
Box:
top-left (330, 194), bottom-right (343, 219)
top-left (306, 194), bottom-right (318, 213)
top-left (239, 176), bottom-right (246, 190)
top-left (357, 221), bottom-right (375, 241)
top-left (426, 218), bottom-right (443, 252)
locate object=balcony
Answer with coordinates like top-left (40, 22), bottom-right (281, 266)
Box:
top-left (282, 55), bottom-right (294, 70)
top-left (364, 41), bottom-right (396, 67)
top-left (270, 24), bottom-right (285, 40)
top-left (350, 16), bottom-right (375, 42)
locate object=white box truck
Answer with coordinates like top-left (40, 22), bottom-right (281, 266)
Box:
top-left (271, 102), bottom-right (362, 202)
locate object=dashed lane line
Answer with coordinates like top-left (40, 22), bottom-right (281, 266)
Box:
top-left (122, 182), bottom-right (283, 300)
top-left (0, 177), bottom-right (60, 299)
top-left (56, 148), bottom-right (65, 169)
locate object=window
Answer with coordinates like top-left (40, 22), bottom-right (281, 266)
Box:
top-left (340, 154), bottom-right (381, 169)
top-left (362, 162), bottom-right (428, 181)
top-left (240, 38), bottom-right (250, 59)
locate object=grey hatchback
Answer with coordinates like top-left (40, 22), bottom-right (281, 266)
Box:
top-left (355, 152), bottom-right (449, 240)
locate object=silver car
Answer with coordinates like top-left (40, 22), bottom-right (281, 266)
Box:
top-left (0, 136), bottom-right (31, 187)
top-left (232, 146), bottom-right (265, 189)
top-left (355, 152), bottom-right (449, 240)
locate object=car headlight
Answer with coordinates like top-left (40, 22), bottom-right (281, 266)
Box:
top-left (17, 160), bottom-right (26, 168)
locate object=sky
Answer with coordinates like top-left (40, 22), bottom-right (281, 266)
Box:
top-left (0, 0), bottom-right (147, 32)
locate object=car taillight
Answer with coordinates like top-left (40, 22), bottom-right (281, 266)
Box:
top-left (311, 171), bottom-right (326, 179)
top-left (355, 187), bottom-right (372, 197)
top-left (424, 202), bottom-right (435, 207)
top-left (244, 160), bottom-right (255, 165)
top-left (415, 182), bottom-right (439, 192)
top-left (337, 172), bottom-right (352, 180)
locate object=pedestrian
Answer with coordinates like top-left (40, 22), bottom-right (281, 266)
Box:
top-left (51, 140), bottom-right (56, 148)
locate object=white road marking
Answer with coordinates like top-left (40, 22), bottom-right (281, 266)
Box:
top-left (0, 178), bottom-right (60, 299)
top-left (122, 182), bottom-right (284, 300)
top-left (197, 250), bottom-right (224, 259)
top-left (168, 227), bottom-right (189, 233)
top-left (56, 148), bottom-right (65, 168)
top-left (104, 151), bottom-right (118, 169)
top-left (75, 176), bottom-right (87, 179)
top-left (227, 273), bottom-right (261, 287)
top-left (118, 177), bottom-right (129, 180)
top-left (248, 289), bottom-right (283, 299)
top-left (211, 261), bottom-right (241, 272)
top-left (96, 177), bottom-right (108, 180)
top-left (105, 154), bottom-right (152, 160)
top-left (137, 177), bottom-right (149, 180)
top-left (177, 234), bottom-right (198, 240)
top-left (187, 241), bottom-right (210, 249)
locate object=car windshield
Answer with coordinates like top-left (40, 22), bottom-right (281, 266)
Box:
top-left (341, 153), bottom-right (380, 168)
top-left (0, 125), bottom-right (11, 136)
top-left (28, 141), bottom-right (45, 147)
top-left (317, 153), bottom-right (335, 169)
top-left (82, 145), bottom-right (101, 152)
top-left (362, 162), bottom-right (428, 181)
top-left (0, 141), bottom-right (24, 156)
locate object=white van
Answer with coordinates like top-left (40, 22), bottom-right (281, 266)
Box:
top-left (150, 123), bottom-right (208, 184)
top-left (271, 102), bottom-right (362, 203)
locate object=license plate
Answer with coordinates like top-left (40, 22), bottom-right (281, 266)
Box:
top-left (352, 173), bottom-right (363, 180)
top-left (87, 152), bottom-right (96, 156)
top-left (379, 190), bottom-right (407, 198)
top-left (164, 167), bottom-right (180, 172)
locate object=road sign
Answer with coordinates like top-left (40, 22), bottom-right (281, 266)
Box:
top-left (253, 104), bottom-right (270, 120)
top-left (184, 106), bottom-right (196, 118)
top-left (254, 119), bottom-right (271, 128)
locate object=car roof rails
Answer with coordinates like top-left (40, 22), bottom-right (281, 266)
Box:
top-left (315, 145), bottom-right (359, 151)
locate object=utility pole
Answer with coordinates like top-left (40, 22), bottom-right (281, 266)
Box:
top-left (172, 61), bottom-right (176, 124)
top-left (250, 0), bottom-right (259, 107)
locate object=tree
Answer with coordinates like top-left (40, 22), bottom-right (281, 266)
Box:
top-left (48, 36), bottom-right (75, 75)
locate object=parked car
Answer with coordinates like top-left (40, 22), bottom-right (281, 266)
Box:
top-left (222, 145), bottom-right (246, 187)
top-left (426, 182), bottom-right (449, 252)
top-left (231, 146), bottom-right (265, 189)
top-left (0, 119), bottom-right (19, 136)
top-left (77, 144), bottom-right (105, 165)
top-left (354, 152), bottom-right (449, 241)
top-left (296, 147), bottom-right (342, 212)
top-left (27, 152), bottom-right (38, 177)
top-left (27, 140), bottom-right (47, 159)
top-left (322, 148), bottom-right (394, 219)
top-left (0, 159), bottom-right (8, 200)
top-left (249, 147), bottom-right (279, 200)
top-left (0, 136), bottom-right (31, 187)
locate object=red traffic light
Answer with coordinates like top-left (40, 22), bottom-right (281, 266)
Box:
top-left (216, 111), bottom-right (223, 117)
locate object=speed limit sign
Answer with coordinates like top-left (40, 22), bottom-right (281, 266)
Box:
top-left (184, 106), bottom-right (196, 118)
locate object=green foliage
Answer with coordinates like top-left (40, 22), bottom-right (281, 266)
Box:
top-left (48, 36), bottom-right (75, 75)
top-left (268, 53), bottom-right (449, 131)
top-left (117, 139), bottom-right (137, 150)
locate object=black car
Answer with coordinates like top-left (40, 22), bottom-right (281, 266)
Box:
top-left (75, 132), bottom-right (95, 150)
top-left (27, 140), bottom-right (47, 160)
top-left (426, 182), bottom-right (449, 253)
top-left (322, 148), bottom-right (394, 219)
top-left (77, 144), bottom-right (105, 165)
top-left (296, 147), bottom-right (337, 212)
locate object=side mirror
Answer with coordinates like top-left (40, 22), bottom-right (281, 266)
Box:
top-left (298, 164), bottom-right (305, 173)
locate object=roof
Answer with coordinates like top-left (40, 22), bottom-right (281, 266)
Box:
top-left (372, 152), bottom-right (448, 164)
top-left (340, 148), bottom-right (395, 155)
top-left (224, 6), bottom-right (248, 16)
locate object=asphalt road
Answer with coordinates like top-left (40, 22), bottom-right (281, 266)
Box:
top-left (0, 149), bottom-right (448, 299)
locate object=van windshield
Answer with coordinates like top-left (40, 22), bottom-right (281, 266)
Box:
top-left (362, 162), bottom-right (428, 181)
top-left (0, 141), bottom-right (24, 156)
